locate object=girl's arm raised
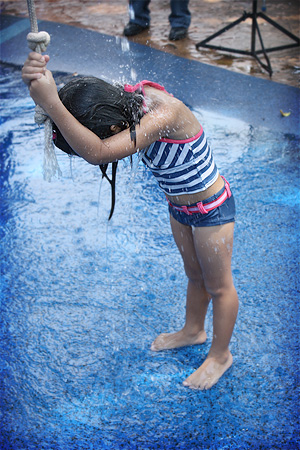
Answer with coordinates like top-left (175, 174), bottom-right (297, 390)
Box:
top-left (22, 52), bottom-right (180, 165)
top-left (47, 95), bottom-right (178, 165)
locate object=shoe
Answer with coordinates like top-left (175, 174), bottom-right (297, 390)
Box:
top-left (123, 22), bottom-right (149, 37)
top-left (169, 27), bottom-right (188, 41)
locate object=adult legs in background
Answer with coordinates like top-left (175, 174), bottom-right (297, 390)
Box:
top-left (124, 0), bottom-right (151, 36)
top-left (169, 0), bottom-right (191, 40)
top-left (124, 0), bottom-right (190, 40)
top-left (127, 0), bottom-right (151, 27)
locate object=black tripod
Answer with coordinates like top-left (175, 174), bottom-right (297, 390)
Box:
top-left (195, 0), bottom-right (300, 76)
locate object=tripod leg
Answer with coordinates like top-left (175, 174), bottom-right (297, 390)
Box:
top-left (259, 12), bottom-right (300, 44)
top-left (253, 20), bottom-right (273, 76)
top-left (196, 13), bottom-right (249, 50)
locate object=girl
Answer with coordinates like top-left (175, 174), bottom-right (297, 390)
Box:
top-left (22, 52), bottom-right (239, 390)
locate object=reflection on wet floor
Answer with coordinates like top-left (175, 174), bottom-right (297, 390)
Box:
top-left (1, 0), bottom-right (299, 87)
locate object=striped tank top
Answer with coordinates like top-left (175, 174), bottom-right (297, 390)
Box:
top-left (141, 127), bottom-right (219, 196)
top-left (124, 80), bottom-right (219, 196)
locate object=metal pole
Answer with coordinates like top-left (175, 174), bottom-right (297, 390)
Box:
top-left (251, 0), bottom-right (257, 54)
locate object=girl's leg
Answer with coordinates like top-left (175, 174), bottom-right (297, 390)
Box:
top-left (151, 215), bottom-right (211, 351)
top-left (183, 222), bottom-right (239, 390)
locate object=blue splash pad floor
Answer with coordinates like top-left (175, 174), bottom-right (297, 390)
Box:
top-left (0, 62), bottom-right (299, 450)
top-left (1, 14), bottom-right (300, 450)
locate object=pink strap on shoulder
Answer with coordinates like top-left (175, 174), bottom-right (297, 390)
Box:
top-left (124, 83), bottom-right (141, 93)
top-left (124, 80), bottom-right (171, 95)
top-left (140, 80), bottom-right (169, 92)
top-left (159, 126), bottom-right (203, 144)
top-left (124, 80), bottom-right (172, 114)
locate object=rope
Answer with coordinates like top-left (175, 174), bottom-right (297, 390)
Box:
top-left (26, 0), bottom-right (61, 181)
top-left (27, 31), bottom-right (50, 53)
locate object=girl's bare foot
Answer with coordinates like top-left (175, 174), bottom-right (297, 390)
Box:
top-left (151, 329), bottom-right (207, 351)
top-left (183, 351), bottom-right (233, 390)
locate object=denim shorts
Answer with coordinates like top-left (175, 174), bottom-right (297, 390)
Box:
top-left (168, 184), bottom-right (236, 227)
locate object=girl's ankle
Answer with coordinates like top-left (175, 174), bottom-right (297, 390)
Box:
top-left (207, 348), bottom-right (231, 363)
top-left (183, 326), bottom-right (206, 338)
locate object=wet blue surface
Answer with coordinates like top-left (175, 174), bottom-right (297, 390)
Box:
top-left (0, 62), bottom-right (299, 449)
top-left (1, 14), bottom-right (299, 135)
top-left (1, 11), bottom-right (300, 449)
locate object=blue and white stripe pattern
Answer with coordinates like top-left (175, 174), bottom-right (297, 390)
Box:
top-left (141, 128), bottom-right (219, 195)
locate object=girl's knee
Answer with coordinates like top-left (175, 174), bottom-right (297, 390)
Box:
top-left (185, 267), bottom-right (207, 292)
top-left (205, 282), bottom-right (237, 300)
top-left (184, 263), bottom-right (202, 283)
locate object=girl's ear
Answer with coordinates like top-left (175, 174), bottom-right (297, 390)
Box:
top-left (110, 124), bottom-right (122, 134)
top-left (110, 123), bottom-right (130, 134)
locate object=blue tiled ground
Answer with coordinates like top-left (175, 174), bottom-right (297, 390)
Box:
top-left (0, 15), bottom-right (299, 450)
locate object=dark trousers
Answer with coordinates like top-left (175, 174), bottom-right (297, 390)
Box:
top-left (128, 0), bottom-right (191, 29)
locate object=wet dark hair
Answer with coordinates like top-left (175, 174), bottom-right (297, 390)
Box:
top-left (52, 76), bottom-right (145, 219)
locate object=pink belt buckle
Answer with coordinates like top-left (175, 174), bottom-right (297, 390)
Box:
top-left (181, 205), bottom-right (192, 215)
top-left (196, 202), bottom-right (208, 214)
top-left (221, 176), bottom-right (232, 198)
top-left (224, 181), bottom-right (232, 198)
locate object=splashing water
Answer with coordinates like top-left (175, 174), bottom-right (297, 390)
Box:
top-left (1, 63), bottom-right (299, 450)
top-left (121, 38), bottom-right (130, 53)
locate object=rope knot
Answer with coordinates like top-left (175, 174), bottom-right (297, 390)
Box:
top-left (27, 31), bottom-right (51, 52)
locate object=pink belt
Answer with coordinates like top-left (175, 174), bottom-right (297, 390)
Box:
top-left (167, 177), bottom-right (232, 215)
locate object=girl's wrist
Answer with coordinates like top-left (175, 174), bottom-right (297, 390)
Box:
top-left (42, 96), bottom-right (62, 118)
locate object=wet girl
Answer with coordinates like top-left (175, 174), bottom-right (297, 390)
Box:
top-left (22, 52), bottom-right (239, 390)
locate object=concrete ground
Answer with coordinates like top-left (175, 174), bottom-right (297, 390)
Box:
top-left (1, 0), bottom-right (299, 87)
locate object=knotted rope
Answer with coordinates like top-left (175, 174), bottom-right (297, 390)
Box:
top-left (26, 0), bottom-right (61, 181)
top-left (27, 30), bottom-right (50, 53)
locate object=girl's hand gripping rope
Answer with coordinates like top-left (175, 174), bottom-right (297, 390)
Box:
top-left (22, 52), bottom-right (59, 112)
top-left (22, 52), bottom-right (49, 85)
